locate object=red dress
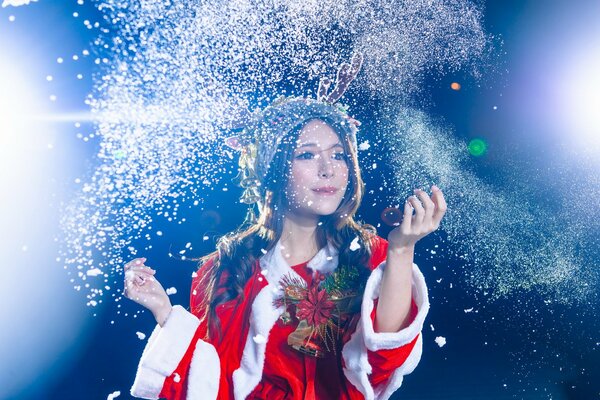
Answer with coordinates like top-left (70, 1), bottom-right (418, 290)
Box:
top-left (131, 236), bottom-right (429, 400)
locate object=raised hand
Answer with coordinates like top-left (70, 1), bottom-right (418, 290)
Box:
top-left (123, 257), bottom-right (172, 326)
top-left (388, 185), bottom-right (447, 250)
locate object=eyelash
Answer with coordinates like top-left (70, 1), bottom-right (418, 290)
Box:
top-left (295, 152), bottom-right (347, 161)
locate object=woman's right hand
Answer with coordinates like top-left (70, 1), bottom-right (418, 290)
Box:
top-left (123, 257), bottom-right (172, 326)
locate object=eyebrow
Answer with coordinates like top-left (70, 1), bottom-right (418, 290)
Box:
top-left (295, 142), bottom-right (344, 151)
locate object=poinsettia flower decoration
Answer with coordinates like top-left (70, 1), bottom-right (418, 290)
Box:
top-left (296, 285), bottom-right (335, 326)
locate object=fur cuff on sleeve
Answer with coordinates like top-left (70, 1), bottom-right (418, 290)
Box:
top-left (130, 305), bottom-right (200, 399)
top-left (361, 262), bottom-right (429, 351)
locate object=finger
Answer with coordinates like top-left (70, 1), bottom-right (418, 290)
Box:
top-left (124, 257), bottom-right (147, 271)
top-left (124, 270), bottom-right (153, 286)
top-left (127, 265), bottom-right (156, 274)
top-left (431, 185), bottom-right (448, 222)
top-left (408, 195), bottom-right (425, 225)
top-left (414, 189), bottom-right (435, 220)
top-left (401, 200), bottom-right (413, 231)
top-left (124, 280), bottom-right (136, 298)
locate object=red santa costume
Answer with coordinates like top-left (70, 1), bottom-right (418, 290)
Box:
top-left (130, 235), bottom-right (429, 399)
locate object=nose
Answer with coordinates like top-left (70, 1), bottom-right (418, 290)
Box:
top-left (318, 154), bottom-right (334, 178)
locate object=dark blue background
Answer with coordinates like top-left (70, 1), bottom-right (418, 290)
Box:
top-left (0, 1), bottom-right (598, 399)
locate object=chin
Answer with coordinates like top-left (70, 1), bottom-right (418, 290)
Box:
top-left (310, 202), bottom-right (344, 216)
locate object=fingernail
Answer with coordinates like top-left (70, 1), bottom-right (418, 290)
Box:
top-left (432, 185), bottom-right (440, 192)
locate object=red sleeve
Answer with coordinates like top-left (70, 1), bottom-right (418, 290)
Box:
top-left (367, 299), bottom-right (419, 386)
top-left (153, 258), bottom-right (219, 400)
top-left (158, 330), bottom-right (203, 399)
top-left (159, 258), bottom-right (263, 400)
top-left (366, 235), bottom-right (420, 386)
top-left (368, 235), bottom-right (388, 270)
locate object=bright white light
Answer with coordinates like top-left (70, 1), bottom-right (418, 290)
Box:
top-left (555, 42), bottom-right (600, 150)
top-left (0, 62), bottom-right (42, 188)
top-left (0, 59), bottom-right (88, 398)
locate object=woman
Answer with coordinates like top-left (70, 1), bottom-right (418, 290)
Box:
top-left (124, 64), bottom-right (446, 399)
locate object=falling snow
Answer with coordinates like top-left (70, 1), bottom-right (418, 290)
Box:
top-left (58, 0), bottom-right (493, 309)
top-left (385, 107), bottom-right (598, 304)
top-left (253, 334), bottom-right (267, 344)
top-left (349, 236), bottom-right (361, 251)
top-left (166, 287), bottom-right (177, 295)
top-left (1, 0), bottom-right (37, 7)
top-left (106, 391), bottom-right (120, 400)
top-left (435, 336), bottom-right (447, 347)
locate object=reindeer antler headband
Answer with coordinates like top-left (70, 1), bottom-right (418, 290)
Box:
top-left (225, 54), bottom-right (363, 223)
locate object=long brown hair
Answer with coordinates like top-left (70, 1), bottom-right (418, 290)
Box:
top-left (194, 118), bottom-right (377, 340)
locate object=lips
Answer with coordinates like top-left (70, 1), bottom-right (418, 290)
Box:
top-left (312, 187), bottom-right (338, 195)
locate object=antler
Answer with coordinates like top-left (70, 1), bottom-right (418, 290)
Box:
top-left (324, 53), bottom-right (363, 104)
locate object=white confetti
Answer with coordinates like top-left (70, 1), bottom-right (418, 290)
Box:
top-left (434, 336), bottom-right (446, 347)
top-left (191, 271), bottom-right (198, 278)
top-left (464, 308), bottom-right (474, 313)
top-left (253, 334), bottom-right (266, 344)
top-left (2, 0), bottom-right (37, 7)
top-left (56, 0), bottom-right (498, 312)
top-left (430, 324), bottom-right (435, 331)
top-left (135, 331), bottom-right (146, 340)
top-left (86, 268), bottom-right (103, 277)
top-left (349, 236), bottom-right (361, 251)
top-left (107, 391), bottom-right (120, 400)
top-left (166, 287), bottom-right (177, 295)
top-left (173, 373), bottom-right (181, 383)
top-left (358, 141), bottom-right (370, 151)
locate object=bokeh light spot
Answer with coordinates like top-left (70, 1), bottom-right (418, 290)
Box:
top-left (380, 207), bottom-right (403, 226)
top-left (468, 138), bottom-right (488, 157)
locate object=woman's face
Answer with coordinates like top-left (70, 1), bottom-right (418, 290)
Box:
top-left (285, 119), bottom-right (349, 219)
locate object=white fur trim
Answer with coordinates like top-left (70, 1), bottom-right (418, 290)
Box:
top-left (342, 262), bottom-right (429, 400)
top-left (187, 339), bottom-right (221, 399)
top-left (231, 240), bottom-right (338, 400)
top-left (131, 305), bottom-right (200, 399)
top-left (362, 262), bottom-right (429, 351)
top-left (307, 241), bottom-right (339, 275)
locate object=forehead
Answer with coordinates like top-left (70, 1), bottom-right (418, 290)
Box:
top-left (295, 119), bottom-right (342, 147)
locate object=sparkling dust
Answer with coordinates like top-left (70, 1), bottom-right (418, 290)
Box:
top-left (59, 0), bottom-right (493, 305)
top-left (385, 107), bottom-right (598, 304)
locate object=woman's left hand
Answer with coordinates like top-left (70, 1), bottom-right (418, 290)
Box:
top-left (388, 185), bottom-right (447, 249)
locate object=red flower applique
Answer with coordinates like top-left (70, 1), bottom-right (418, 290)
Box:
top-left (296, 285), bottom-right (335, 326)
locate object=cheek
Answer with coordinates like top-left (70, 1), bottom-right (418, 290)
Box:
top-left (288, 166), bottom-right (311, 194)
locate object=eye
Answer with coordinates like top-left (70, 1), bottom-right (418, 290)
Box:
top-left (333, 152), bottom-right (347, 161)
top-left (295, 151), bottom-right (315, 160)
